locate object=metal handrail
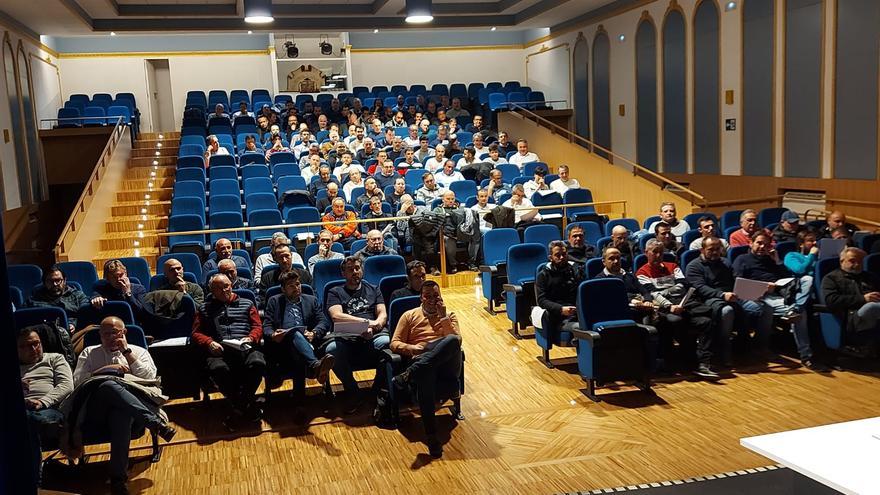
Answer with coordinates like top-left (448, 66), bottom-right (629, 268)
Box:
top-left (505, 103), bottom-right (707, 207)
top-left (39, 116), bottom-right (128, 130)
top-left (54, 116), bottom-right (128, 261)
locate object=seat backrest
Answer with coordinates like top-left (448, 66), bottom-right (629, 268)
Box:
top-left (531, 191), bottom-right (563, 215)
top-left (387, 296), bottom-right (421, 336)
top-left (680, 249), bottom-right (701, 270)
top-left (243, 177), bottom-right (274, 197)
top-left (643, 215), bottom-right (662, 230)
top-left (814, 257), bottom-right (840, 304)
top-left (362, 255), bottom-right (407, 286)
top-left (118, 257), bottom-right (152, 287)
top-left (312, 258), bottom-right (345, 304)
top-left (157, 253), bottom-right (203, 280)
top-left (245, 192), bottom-right (277, 214)
top-left (209, 154), bottom-right (235, 168)
top-left (56, 261), bottom-right (99, 291)
top-left (586, 258), bottom-right (605, 279)
top-left (506, 243), bottom-right (548, 285)
top-left (209, 194), bottom-right (242, 214)
top-left (449, 180), bottom-right (477, 202)
top-left (523, 224), bottom-right (560, 248)
top-left (240, 153), bottom-right (266, 166)
top-left (247, 209), bottom-right (283, 241)
top-left (577, 278), bottom-right (632, 331)
top-left (566, 221), bottom-right (603, 246)
top-left (174, 180), bottom-right (206, 200)
top-left (604, 218), bottom-right (640, 236)
top-left (563, 188), bottom-right (596, 216)
top-left (77, 300), bottom-right (135, 328)
top-left (683, 212), bottom-right (716, 228)
top-left (241, 164), bottom-right (270, 181)
top-left (14, 307), bottom-right (68, 332)
top-left (9, 264), bottom-right (43, 296)
top-left (208, 211), bottom-right (245, 243)
top-left (172, 196), bottom-right (206, 221)
top-left (727, 245), bottom-right (750, 263)
top-left (866, 253), bottom-right (880, 276)
top-left (758, 207), bottom-right (788, 228)
top-left (176, 167), bottom-right (206, 185)
top-left (378, 274), bottom-right (408, 305)
top-left (720, 210), bottom-right (744, 232)
top-left (483, 228), bottom-right (520, 265)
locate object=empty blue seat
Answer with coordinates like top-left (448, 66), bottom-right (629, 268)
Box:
top-left (172, 196), bottom-right (206, 221)
top-left (277, 176), bottom-right (307, 197)
top-left (173, 180), bottom-right (206, 200)
top-left (523, 224), bottom-right (561, 248)
top-left (243, 177), bottom-right (274, 197)
top-left (245, 192), bottom-right (277, 214)
top-left (208, 166), bottom-right (238, 182)
top-left (83, 106), bottom-right (107, 126)
top-left (272, 163), bottom-right (299, 180)
top-left (175, 167), bottom-right (205, 186)
top-left (240, 154), bottom-right (266, 166)
top-left (449, 180), bottom-right (477, 202)
top-left (285, 207), bottom-right (321, 240)
top-left (168, 214), bottom-right (206, 250)
top-left (531, 191), bottom-right (564, 217)
top-left (106, 105), bottom-right (131, 125)
top-left (56, 261), bottom-right (99, 291)
top-left (241, 165), bottom-right (270, 181)
top-left (57, 107), bottom-right (81, 127)
top-left (177, 156), bottom-right (204, 170)
top-left (209, 154), bottom-right (235, 168)
top-left (362, 255), bottom-right (406, 286)
top-left (248, 209), bottom-right (282, 242)
top-left (15, 307), bottom-right (68, 332)
top-left (527, 91), bottom-right (548, 110)
top-left (564, 188), bottom-right (596, 220)
top-left (208, 211), bottom-right (245, 244)
top-left (495, 164), bottom-right (520, 182)
top-left (269, 152), bottom-right (297, 166)
top-left (210, 179), bottom-right (241, 197)
top-left (9, 265), bottom-right (43, 297)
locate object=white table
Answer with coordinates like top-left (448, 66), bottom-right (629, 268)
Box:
top-left (741, 417), bottom-right (880, 495)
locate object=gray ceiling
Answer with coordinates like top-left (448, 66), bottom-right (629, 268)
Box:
top-left (1, 0), bottom-right (639, 37)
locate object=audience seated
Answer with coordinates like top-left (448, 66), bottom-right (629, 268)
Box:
top-left (503, 184), bottom-right (541, 230)
top-left (608, 225), bottom-right (639, 268)
top-left (355, 177), bottom-right (385, 210)
top-left (523, 165), bottom-right (550, 198)
top-left (239, 135), bottom-right (260, 155)
top-left (308, 229), bottom-right (345, 274)
top-left (536, 240), bottom-right (586, 336)
top-left (309, 166), bottom-right (341, 197)
top-left (153, 258), bottom-right (205, 306)
top-left (29, 265), bottom-right (89, 331)
top-left (783, 230), bottom-right (819, 277)
top-left (729, 209), bottom-right (772, 248)
top-left (594, 246), bottom-right (652, 304)
top-left (550, 164), bottom-right (580, 195)
top-left (771, 210), bottom-right (804, 244)
top-left (821, 247), bottom-right (880, 350)
top-left (390, 260), bottom-right (427, 303)
top-left (485, 168), bottom-right (512, 202)
top-left (654, 222), bottom-right (685, 256)
top-left (387, 177), bottom-right (409, 208)
top-left (731, 231), bottom-right (825, 370)
top-left (471, 189), bottom-right (494, 234)
top-left (262, 271), bottom-right (335, 395)
top-left (507, 139), bottom-right (539, 171)
top-left (415, 172), bottom-right (446, 204)
top-left (374, 161), bottom-right (400, 191)
top-left (355, 229), bottom-right (398, 259)
top-left (322, 197), bottom-right (361, 249)
top-left (254, 233), bottom-right (303, 281)
top-left (19, 326), bottom-right (73, 485)
top-left (355, 137), bottom-right (379, 164)
top-left (390, 280), bottom-right (461, 458)
top-left (325, 256), bottom-right (389, 413)
top-left (202, 238), bottom-right (251, 277)
top-left (684, 237), bottom-right (773, 364)
top-left (636, 240), bottom-right (717, 377)
top-left (316, 182), bottom-right (342, 214)
top-left (433, 191), bottom-right (481, 272)
top-left (647, 202), bottom-right (690, 241)
top-left (219, 258), bottom-right (254, 290)
top-left (415, 136), bottom-right (435, 163)
top-left (483, 144), bottom-right (507, 168)
top-left (689, 216), bottom-right (729, 252)
top-left (816, 210), bottom-right (859, 239)
top-left (434, 159), bottom-right (465, 188)
top-left (73, 317), bottom-right (175, 495)
top-left (258, 244), bottom-right (313, 301)
top-left (564, 224), bottom-right (597, 265)
top-left (424, 145), bottom-right (447, 173)
top-left (192, 274), bottom-right (266, 429)
top-left (92, 260), bottom-right (147, 321)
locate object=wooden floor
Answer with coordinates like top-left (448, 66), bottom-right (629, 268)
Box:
top-left (43, 284), bottom-right (880, 495)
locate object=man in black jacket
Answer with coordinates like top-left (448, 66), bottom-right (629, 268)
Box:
top-left (535, 241), bottom-right (585, 335)
top-left (432, 191), bottom-right (480, 272)
top-left (564, 225), bottom-right (597, 265)
top-left (684, 237), bottom-right (772, 364)
top-left (258, 244), bottom-right (313, 306)
top-left (263, 271), bottom-right (335, 388)
top-left (731, 232), bottom-right (824, 369)
top-left (30, 265), bottom-right (89, 330)
top-left (821, 247), bottom-right (880, 343)
top-left (91, 259), bottom-right (148, 323)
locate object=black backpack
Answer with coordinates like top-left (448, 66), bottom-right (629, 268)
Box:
top-left (27, 322), bottom-right (75, 369)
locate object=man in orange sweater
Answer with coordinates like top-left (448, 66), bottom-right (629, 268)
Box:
top-left (390, 281), bottom-right (461, 458)
top-left (322, 197), bottom-right (361, 249)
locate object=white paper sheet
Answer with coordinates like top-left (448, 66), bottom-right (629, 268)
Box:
top-left (734, 277), bottom-right (770, 301)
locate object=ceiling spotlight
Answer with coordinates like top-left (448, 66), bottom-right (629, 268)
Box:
top-left (373, 29), bottom-right (379, 34)
top-left (244, 0), bottom-right (274, 23)
top-left (319, 35), bottom-right (333, 56)
top-left (490, 27), bottom-right (497, 31)
top-left (247, 30), bottom-right (253, 34)
top-left (405, 0), bottom-right (433, 23)
top-left (618, 34), bottom-right (626, 42)
top-left (724, 1), bottom-right (737, 11)
top-left (283, 38), bottom-right (298, 58)
top-left (110, 32), bottom-right (117, 36)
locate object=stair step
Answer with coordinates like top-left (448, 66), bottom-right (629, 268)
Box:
top-left (130, 156), bottom-right (177, 167)
top-left (137, 132), bottom-right (179, 140)
top-left (116, 188), bottom-right (172, 202)
top-left (94, 248), bottom-right (161, 273)
top-left (100, 230), bottom-right (162, 251)
top-left (105, 216), bottom-right (168, 233)
top-left (132, 148), bottom-right (178, 159)
top-left (134, 139), bottom-right (179, 150)
top-left (126, 166), bottom-right (175, 179)
top-left (111, 201), bottom-right (171, 216)
top-left (122, 177), bottom-right (175, 190)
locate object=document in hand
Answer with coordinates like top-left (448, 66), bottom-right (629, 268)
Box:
top-left (733, 277), bottom-right (770, 301)
top-left (333, 319), bottom-right (370, 335)
top-left (221, 338), bottom-right (246, 350)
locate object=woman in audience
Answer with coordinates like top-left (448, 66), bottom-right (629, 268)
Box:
top-left (784, 230), bottom-right (820, 277)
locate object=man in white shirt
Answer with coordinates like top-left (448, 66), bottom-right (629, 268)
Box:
top-left (291, 130), bottom-right (315, 157)
top-left (232, 101), bottom-right (254, 120)
top-left (471, 188), bottom-right (494, 234)
top-left (434, 159), bottom-right (465, 188)
top-left (550, 164), bottom-right (581, 195)
top-left (404, 124), bottom-right (421, 148)
top-left (647, 202), bottom-right (690, 241)
top-left (471, 133), bottom-right (489, 157)
top-left (503, 184), bottom-right (541, 226)
top-left (332, 150), bottom-right (365, 180)
top-left (424, 144), bottom-right (447, 173)
top-left (508, 139), bottom-right (540, 171)
top-left (523, 165), bottom-right (550, 198)
top-left (298, 142), bottom-right (322, 168)
top-left (689, 216), bottom-right (729, 252)
top-left (347, 125), bottom-right (366, 153)
top-left (205, 135), bottom-right (230, 160)
top-left (254, 233), bottom-right (305, 280)
top-left (483, 144), bottom-right (508, 167)
top-left (73, 317), bottom-right (175, 494)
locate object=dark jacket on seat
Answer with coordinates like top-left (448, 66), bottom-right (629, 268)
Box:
top-left (821, 268), bottom-right (880, 332)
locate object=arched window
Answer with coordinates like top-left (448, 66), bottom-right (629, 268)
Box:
top-left (592, 30), bottom-right (611, 159)
top-left (662, 8), bottom-right (687, 173)
top-left (636, 17), bottom-right (658, 170)
top-left (573, 34), bottom-right (590, 147)
top-left (742, 0), bottom-right (775, 176)
top-left (693, 0), bottom-right (720, 174)
top-left (18, 44), bottom-right (45, 201)
top-left (784, 0), bottom-right (823, 177)
top-left (3, 35), bottom-right (25, 208)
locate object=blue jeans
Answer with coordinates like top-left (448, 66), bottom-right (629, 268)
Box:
top-left (761, 276), bottom-right (815, 360)
top-left (288, 330), bottom-right (319, 366)
top-left (27, 407), bottom-right (64, 484)
top-left (405, 334), bottom-right (463, 436)
top-left (82, 380), bottom-right (163, 482)
top-left (325, 334), bottom-right (390, 393)
top-left (718, 300), bottom-right (774, 360)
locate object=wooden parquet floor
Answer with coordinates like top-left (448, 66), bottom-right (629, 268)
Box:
top-left (45, 285), bottom-right (880, 495)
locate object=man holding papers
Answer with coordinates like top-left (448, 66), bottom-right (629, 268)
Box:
top-left (685, 237), bottom-right (773, 365)
top-left (391, 280), bottom-right (461, 458)
top-left (325, 256), bottom-right (389, 413)
top-left (732, 231), bottom-right (827, 371)
top-left (262, 271), bottom-right (335, 390)
top-left (192, 274), bottom-right (266, 429)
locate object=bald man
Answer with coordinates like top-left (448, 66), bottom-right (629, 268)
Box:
top-left (202, 238), bottom-right (251, 279)
top-left (153, 258), bottom-right (204, 306)
top-left (817, 210), bottom-right (859, 239)
top-left (74, 317), bottom-right (174, 494)
top-left (218, 258), bottom-right (254, 290)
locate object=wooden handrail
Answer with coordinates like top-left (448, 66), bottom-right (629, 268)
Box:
top-left (703, 194), bottom-right (785, 209)
top-left (54, 117), bottom-right (128, 261)
top-left (155, 200), bottom-right (629, 238)
top-left (506, 103), bottom-right (707, 207)
top-left (825, 197), bottom-right (880, 208)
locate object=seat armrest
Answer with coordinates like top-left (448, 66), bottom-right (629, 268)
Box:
top-left (502, 284), bottom-right (522, 294)
top-left (812, 304), bottom-right (831, 313)
top-left (478, 265), bottom-right (497, 274)
top-left (570, 326), bottom-right (601, 342)
top-left (637, 323), bottom-right (658, 336)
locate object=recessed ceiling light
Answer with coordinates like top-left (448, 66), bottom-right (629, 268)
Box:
top-left (618, 34), bottom-right (625, 42)
top-left (490, 27), bottom-right (497, 31)
top-left (373, 29), bottom-right (379, 33)
top-left (110, 32), bottom-right (116, 36)
top-left (725, 1), bottom-right (737, 11)
top-left (405, 0), bottom-right (433, 23)
top-left (248, 30), bottom-right (253, 34)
